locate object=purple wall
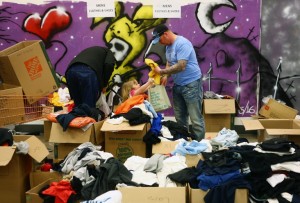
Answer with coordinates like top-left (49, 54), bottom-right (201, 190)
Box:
top-left (0, 1), bottom-right (268, 117)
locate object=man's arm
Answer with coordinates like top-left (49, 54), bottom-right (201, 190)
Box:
top-left (159, 59), bottom-right (187, 75)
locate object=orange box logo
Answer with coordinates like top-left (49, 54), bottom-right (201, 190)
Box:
top-left (24, 56), bottom-right (42, 80)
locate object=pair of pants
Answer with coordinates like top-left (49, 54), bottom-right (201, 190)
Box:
top-left (173, 78), bottom-right (205, 141)
top-left (65, 63), bottom-right (99, 108)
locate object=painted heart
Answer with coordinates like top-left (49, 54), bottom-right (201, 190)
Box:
top-left (23, 7), bottom-right (72, 43)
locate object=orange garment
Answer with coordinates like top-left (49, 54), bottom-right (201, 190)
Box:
top-left (47, 113), bottom-right (96, 128)
top-left (115, 94), bottom-right (147, 114)
top-left (42, 180), bottom-right (76, 203)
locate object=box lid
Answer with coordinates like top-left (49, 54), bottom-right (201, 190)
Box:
top-left (204, 99), bottom-right (236, 114)
top-left (242, 120), bottom-right (265, 131)
top-left (101, 120), bottom-right (146, 131)
top-left (0, 135), bottom-right (48, 166)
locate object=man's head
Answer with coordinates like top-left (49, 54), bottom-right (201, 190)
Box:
top-left (152, 24), bottom-right (169, 45)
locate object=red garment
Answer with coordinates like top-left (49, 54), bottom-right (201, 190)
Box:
top-left (42, 180), bottom-right (76, 203)
top-left (115, 94), bottom-right (147, 114)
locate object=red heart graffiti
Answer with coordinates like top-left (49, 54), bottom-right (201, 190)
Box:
top-left (23, 7), bottom-right (71, 42)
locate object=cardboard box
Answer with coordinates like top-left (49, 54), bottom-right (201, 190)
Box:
top-left (119, 186), bottom-right (187, 203)
top-left (203, 99), bottom-right (236, 132)
top-left (189, 186), bottom-right (248, 203)
top-left (0, 135), bottom-right (49, 203)
top-left (0, 83), bottom-right (26, 126)
top-left (30, 170), bottom-right (63, 188)
top-left (258, 98), bottom-right (298, 119)
top-left (49, 121), bottom-right (104, 159)
top-left (26, 179), bottom-right (54, 203)
top-left (242, 119), bottom-right (300, 143)
top-left (101, 121), bottom-right (149, 162)
top-left (152, 140), bottom-right (179, 154)
top-left (0, 40), bottom-right (60, 104)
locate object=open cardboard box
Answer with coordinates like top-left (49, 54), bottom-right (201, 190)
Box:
top-left (0, 40), bottom-right (60, 104)
top-left (242, 119), bottom-right (300, 144)
top-left (119, 186), bottom-right (187, 203)
top-left (26, 178), bottom-right (61, 203)
top-left (0, 135), bottom-right (49, 203)
top-left (258, 98), bottom-right (298, 119)
top-left (203, 99), bottom-right (236, 132)
top-left (101, 121), bottom-right (149, 162)
top-left (48, 120), bottom-right (104, 159)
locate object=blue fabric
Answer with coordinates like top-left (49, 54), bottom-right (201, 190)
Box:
top-left (173, 79), bottom-right (205, 140)
top-left (144, 100), bottom-right (158, 118)
top-left (171, 140), bottom-right (208, 156)
top-left (150, 113), bottom-right (163, 134)
top-left (197, 170), bottom-right (242, 191)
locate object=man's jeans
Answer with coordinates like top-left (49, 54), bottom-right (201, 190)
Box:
top-left (173, 79), bottom-right (205, 141)
top-left (66, 63), bottom-right (99, 108)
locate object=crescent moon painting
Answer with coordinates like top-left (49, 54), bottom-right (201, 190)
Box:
top-left (196, 0), bottom-right (237, 34)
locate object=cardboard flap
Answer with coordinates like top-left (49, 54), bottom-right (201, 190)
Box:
top-left (152, 141), bottom-right (179, 154)
top-left (101, 121), bottom-right (146, 131)
top-left (266, 129), bottom-right (300, 135)
top-left (0, 146), bottom-right (16, 166)
top-left (26, 136), bottom-right (49, 162)
top-left (204, 99), bottom-right (236, 114)
top-left (242, 120), bottom-right (265, 131)
top-left (259, 99), bottom-right (298, 119)
top-left (49, 122), bottom-right (93, 143)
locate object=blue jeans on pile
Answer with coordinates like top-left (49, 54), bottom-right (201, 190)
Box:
top-left (173, 78), bottom-right (205, 141)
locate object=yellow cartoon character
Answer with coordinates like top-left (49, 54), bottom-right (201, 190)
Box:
top-left (91, 2), bottom-right (166, 87)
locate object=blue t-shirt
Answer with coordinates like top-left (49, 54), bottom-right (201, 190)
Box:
top-left (166, 36), bottom-right (201, 86)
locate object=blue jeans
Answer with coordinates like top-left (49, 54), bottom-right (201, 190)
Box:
top-left (66, 63), bottom-right (99, 108)
top-left (173, 79), bottom-right (205, 141)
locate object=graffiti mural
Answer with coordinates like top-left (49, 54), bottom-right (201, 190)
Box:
top-left (0, 0), bottom-right (282, 117)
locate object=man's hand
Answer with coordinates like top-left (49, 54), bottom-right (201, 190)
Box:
top-left (154, 65), bottom-right (161, 74)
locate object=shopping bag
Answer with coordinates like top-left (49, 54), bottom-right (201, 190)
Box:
top-left (148, 85), bottom-right (172, 112)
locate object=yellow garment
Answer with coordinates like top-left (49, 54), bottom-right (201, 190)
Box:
top-left (145, 58), bottom-right (161, 85)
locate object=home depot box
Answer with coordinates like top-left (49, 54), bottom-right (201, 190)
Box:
top-left (119, 186), bottom-right (187, 203)
top-left (189, 186), bottom-right (248, 203)
top-left (101, 121), bottom-right (149, 162)
top-left (0, 135), bottom-right (49, 203)
top-left (203, 99), bottom-right (236, 132)
top-left (242, 119), bottom-right (300, 143)
top-left (258, 98), bottom-right (298, 119)
top-left (49, 121), bottom-right (104, 159)
top-left (0, 83), bottom-right (26, 126)
top-left (0, 40), bottom-right (60, 104)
